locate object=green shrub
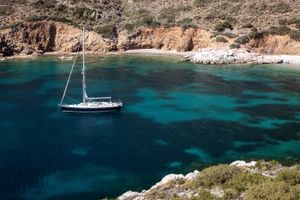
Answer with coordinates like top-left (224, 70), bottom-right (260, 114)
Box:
top-left (243, 23), bottom-right (254, 28)
top-left (190, 165), bottom-right (241, 188)
top-left (216, 36), bottom-right (228, 43)
top-left (139, 16), bottom-right (160, 27)
top-left (269, 2), bottom-right (292, 14)
top-left (255, 160), bottom-right (280, 170)
top-left (248, 31), bottom-right (267, 40)
top-left (243, 180), bottom-right (300, 200)
top-left (234, 35), bottom-right (250, 44)
top-left (191, 189), bottom-right (216, 200)
top-left (56, 4), bottom-right (66, 12)
top-left (268, 26), bottom-right (292, 36)
top-left (251, 27), bottom-right (258, 32)
top-left (214, 21), bottom-right (233, 32)
top-left (287, 17), bottom-right (300, 25)
top-left (159, 7), bottom-right (177, 24)
top-left (296, 22), bottom-right (300, 30)
top-left (32, 0), bottom-right (57, 9)
top-left (193, 0), bottom-right (210, 7)
top-left (229, 43), bottom-right (240, 49)
top-left (278, 19), bottom-right (288, 25)
top-left (26, 15), bottom-right (48, 22)
top-left (269, 26), bottom-right (278, 35)
top-left (96, 24), bottom-right (115, 39)
top-left (124, 23), bottom-right (135, 32)
top-left (276, 165), bottom-right (300, 185)
top-left (225, 173), bottom-right (267, 193)
top-left (290, 30), bottom-right (300, 41)
top-left (177, 18), bottom-right (194, 29)
top-left (0, 5), bottom-right (13, 16)
top-left (223, 32), bottom-right (238, 38)
top-left (276, 25), bottom-right (291, 35)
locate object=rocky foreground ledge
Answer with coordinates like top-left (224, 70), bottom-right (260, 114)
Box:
top-left (116, 160), bottom-right (300, 200)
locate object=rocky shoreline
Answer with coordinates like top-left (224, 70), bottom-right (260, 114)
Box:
top-left (116, 160), bottom-right (299, 200)
top-left (1, 48), bottom-right (300, 66)
top-left (1, 20), bottom-right (300, 65)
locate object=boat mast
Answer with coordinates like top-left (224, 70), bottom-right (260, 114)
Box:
top-left (82, 27), bottom-right (88, 103)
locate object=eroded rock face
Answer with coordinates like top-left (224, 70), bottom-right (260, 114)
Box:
top-left (0, 20), bottom-right (112, 55)
top-left (0, 21), bottom-right (300, 57)
top-left (249, 35), bottom-right (300, 55)
top-left (117, 27), bottom-right (212, 52)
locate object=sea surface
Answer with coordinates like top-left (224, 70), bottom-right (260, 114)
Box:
top-left (0, 55), bottom-right (300, 200)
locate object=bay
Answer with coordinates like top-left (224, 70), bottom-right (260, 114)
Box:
top-left (0, 55), bottom-right (300, 200)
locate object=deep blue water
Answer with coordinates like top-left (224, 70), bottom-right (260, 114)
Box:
top-left (0, 55), bottom-right (300, 200)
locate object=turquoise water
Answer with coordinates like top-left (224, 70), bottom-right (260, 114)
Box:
top-left (0, 55), bottom-right (300, 200)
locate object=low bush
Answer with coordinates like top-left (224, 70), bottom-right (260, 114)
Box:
top-left (290, 30), bottom-right (300, 41)
top-left (96, 24), bottom-right (115, 39)
top-left (214, 21), bottom-right (233, 32)
top-left (26, 15), bottom-right (48, 22)
top-left (268, 26), bottom-right (292, 36)
top-left (0, 5), bottom-right (13, 16)
top-left (243, 23), bottom-right (254, 28)
top-left (158, 7), bottom-right (176, 25)
top-left (296, 22), bottom-right (300, 30)
top-left (124, 23), bottom-right (134, 32)
top-left (177, 18), bottom-right (194, 29)
top-left (276, 165), bottom-right (300, 185)
top-left (225, 173), bottom-right (267, 193)
top-left (229, 43), bottom-right (240, 49)
top-left (248, 31), bottom-right (267, 40)
top-left (216, 36), bottom-right (228, 43)
top-left (190, 165), bottom-right (241, 188)
top-left (287, 17), bottom-right (300, 25)
top-left (191, 189), bottom-right (216, 200)
top-left (193, 0), bottom-right (210, 7)
top-left (234, 35), bottom-right (250, 44)
top-left (276, 25), bottom-right (291, 35)
top-left (278, 19), bottom-right (288, 25)
top-left (32, 0), bottom-right (57, 9)
top-left (223, 32), bottom-right (238, 38)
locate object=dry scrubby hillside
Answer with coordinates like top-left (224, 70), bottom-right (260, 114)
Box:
top-left (0, 0), bottom-right (300, 56)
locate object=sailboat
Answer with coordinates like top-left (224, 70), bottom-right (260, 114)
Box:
top-left (58, 28), bottom-right (123, 113)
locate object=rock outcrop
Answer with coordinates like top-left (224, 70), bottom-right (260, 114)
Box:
top-left (118, 28), bottom-right (213, 52)
top-left (116, 160), bottom-right (295, 200)
top-left (0, 20), bottom-right (112, 56)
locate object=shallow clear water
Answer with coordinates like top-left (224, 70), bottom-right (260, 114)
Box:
top-left (0, 55), bottom-right (300, 200)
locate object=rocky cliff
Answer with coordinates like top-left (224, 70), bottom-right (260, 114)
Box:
top-left (1, 20), bottom-right (300, 57)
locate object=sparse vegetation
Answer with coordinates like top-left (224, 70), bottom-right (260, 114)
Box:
top-left (194, 0), bottom-right (210, 7)
top-left (177, 18), bottom-right (195, 29)
top-left (276, 25), bottom-right (292, 35)
top-left (214, 21), bottom-right (233, 32)
top-left (223, 32), bottom-right (238, 38)
top-left (234, 35), bottom-right (250, 44)
top-left (96, 24), bottom-right (116, 39)
top-left (269, 2), bottom-right (292, 14)
top-left (243, 23), bottom-right (253, 28)
top-left (290, 30), bottom-right (300, 41)
top-left (216, 36), bottom-right (228, 43)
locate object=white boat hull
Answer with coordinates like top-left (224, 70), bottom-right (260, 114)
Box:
top-left (58, 102), bottom-right (123, 113)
